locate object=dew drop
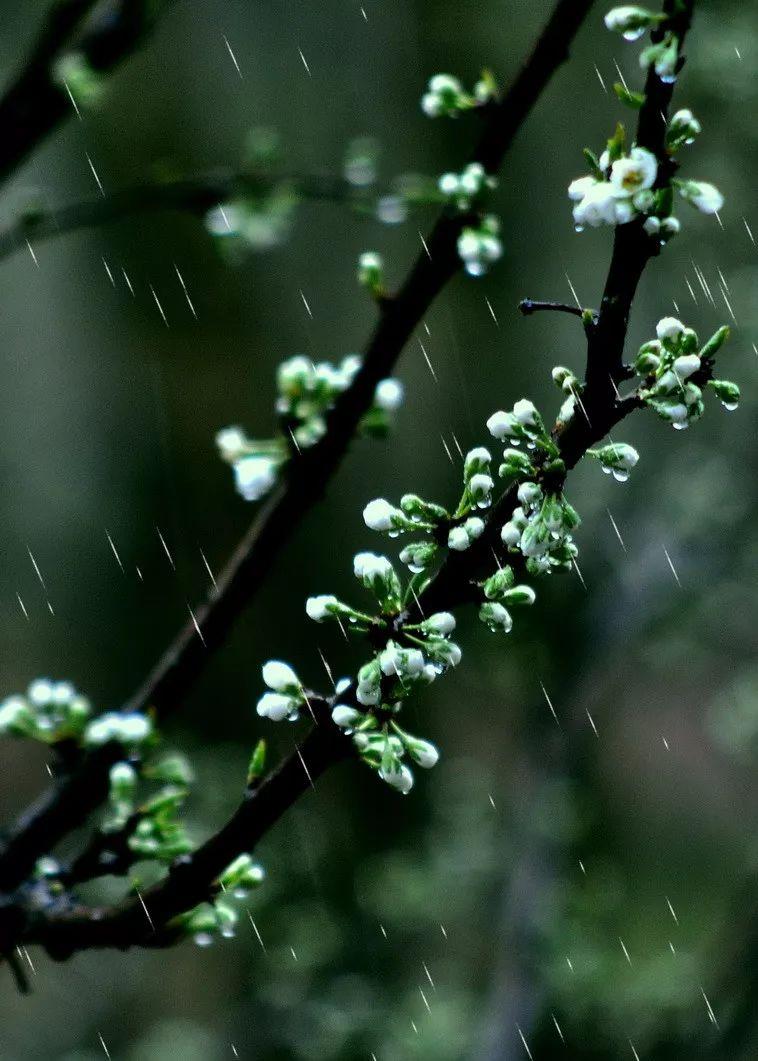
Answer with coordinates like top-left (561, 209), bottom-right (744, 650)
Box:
top-left (722, 401), bottom-right (738, 411)
top-left (194, 932), bottom-right (214, 947)
top-left (623, 27), bottom-right (645, 41)
top-left (612, 469), bottom-right (629, 482)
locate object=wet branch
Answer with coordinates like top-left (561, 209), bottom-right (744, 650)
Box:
top-left (0, 171), bottom-right (398, 264)
top-left (0, 0), bottom-right (594, 955)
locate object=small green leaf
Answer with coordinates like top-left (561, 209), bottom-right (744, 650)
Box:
top-left (613, 82), bottom-right (645, 109)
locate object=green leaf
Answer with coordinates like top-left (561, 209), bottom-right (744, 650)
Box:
top-left (613, 82), bottom-right (645, 109)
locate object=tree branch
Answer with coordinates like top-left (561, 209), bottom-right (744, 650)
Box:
top-left (0, 171), bottom-right (399, 264)
top-left (0, 0), bottom-right (595, 929)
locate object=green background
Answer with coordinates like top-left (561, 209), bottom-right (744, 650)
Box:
top-left (0, 0), bottom-right (757, 1057)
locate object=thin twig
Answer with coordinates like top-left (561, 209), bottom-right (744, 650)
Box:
top-left (0, 171), bottom-right (400, 264)
top-left (518, 299), bottom-right (587, 319)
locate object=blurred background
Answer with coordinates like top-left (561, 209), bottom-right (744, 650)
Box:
top-left (0, 0), bottom-right (756, 1057)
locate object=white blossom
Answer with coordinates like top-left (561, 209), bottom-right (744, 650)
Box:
top-left (609, 147), bottom-right (657, 196)
top-left (256, 692), bottom-right (296, 722)
top-left (363, 498), bottom-right (398, 532)
top-left (678, 180), bottom-right (724, 215)
top-left (379, 762), bottom-right (414, 794)
top-left (407, 738), bottom-right (440, 769)
top-left (374, 378), bottom-right (404, 411)
top-left (512, 399), bottom-right (539, 427)
top-left (656, 316), bottom-right (685, 342)
top-left (331, 705), bottom-right (362, 728)
top-left (486, 410), bottom-right (512, 439)
top-left (424, 612), bottom-right (456, 636)
top-left (233, 455), bottom-right (278, 502)
top-left (305, 595), bottom-right (339, 622)
top-left (673, 354), bottom-right (701, 380)
top-left (262, 660), bottom-right (299, 692)
top-left (216, 426), bottom-right (248, 463)
top-left (448, 526), bottom-right (470, 551)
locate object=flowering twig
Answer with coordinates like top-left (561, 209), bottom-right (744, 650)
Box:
top-left (0, 0), bottom-right (595, 943)
top-left (0, 171), bottom-right (399, 265)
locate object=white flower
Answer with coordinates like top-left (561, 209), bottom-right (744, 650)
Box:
top-left (568, 176), bottom-right (596, 202)
top-left (604, 6), bottom-right (658, 38)
top-left (439, 172), bottom-right (460, 196)
top-left (84, 711), bottom-right (151, 747)
top-left (262, 660), bottom-right (299, 692)
top-left (358, 251), bottom-right (382, 272)
top-left (216, 426), bottom-right (248, 463)
top-left (512, 399), bottom-right (539, 427)
top-left (609, 148), bottom-right (657, 196)
top-left (110, 762), bottom-right (137, 792)
top-left (429, 73), bottom-right (462, 94)
top-left (448, 526), bottom-right (470, 551)
top-left (29, 679), bottom-right (54, 705)
top-left (256, 692), bottom-right (296, 722)
top-left (356, 682), bottom-right (380, 706)
top-left (517, 481), bottom-right (542, 507)
top-left (305, 595), bottom-right (338, 622)
top-left (379, 762), bottom-right (414, 794)
top-left (486, 410), bottom-right (511, 439)
top-left (656, 316), bottom-right (685, 342)
top-left (464, 517), bottom-right (485, 540)
top-left (573, 181), bottom-right (618, 228)
top-left (407, 738), bottom-right (440, 769)
top-left (679, 180), bottom-right (724, 215)
top-left (614, 198), bottom-right (635, 225)
top-left (469, 473), bottom-right (494, 503)
top-left (363, 498), bottom-right (398, 532)
top-left (374, 378), bottom-right (404, 411)
top-left (673, 354), bottom-right (701, 380)
top-left (331, 705), bottom-right (362, 728)
top-left (501, 522), bottom-right (521, 547)
top-left (421, 92), bottom-right (443, 117)
top-left (233, 456), bottom-right (278, 502)
top-left (0, 697), bottom-right (30, 734)
top-left (480, 602), bottom-right (513, 632)
top-left (354, 552), bottom-right (394, 582)
top-left (424, 612), bottom-right (456, 636)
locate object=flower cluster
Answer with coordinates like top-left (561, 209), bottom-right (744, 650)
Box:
top-left (172, 853), bottom-right (265, 947)
top-left (633, 317), bottom-right (737, 429)
top-left (206, 184), bottom-right (298, 255)
top-left (106, 755), bottom-right (194, 863)
top-left (568, 11), bottom-right (724, 235)
top-left (604, 7), bottom-right (677, 81)
top-left (0, 679), bottom-right (91, 743)
top-left (420, 72), bottom-right (496, 118)
top-left (457, 215), bottom-right (503, 277)
top-left (439, 163), bottom-right (496, 211)
top-left (256, 660), bottom-right (306, 722)
top-left (217, 354), bottom-right (404, 502)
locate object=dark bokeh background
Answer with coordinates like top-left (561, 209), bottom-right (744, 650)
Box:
top-left (1, 0), bottom-right (757, 1057)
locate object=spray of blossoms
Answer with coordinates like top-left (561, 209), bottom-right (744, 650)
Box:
top-left (253, 306), bottom-right (736, 795)
top-left (216, 353), bottom-right (404, 503)
top-left (568, 7), bottom-right (723, 235)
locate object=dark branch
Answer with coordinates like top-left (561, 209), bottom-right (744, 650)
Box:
top-left (0, 0), bottom-right (595, 938)
top-left (519, 299), bottom-right (587, 319)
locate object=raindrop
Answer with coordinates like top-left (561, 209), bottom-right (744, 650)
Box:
top-left (194, 932), bottom-right (214, 947)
